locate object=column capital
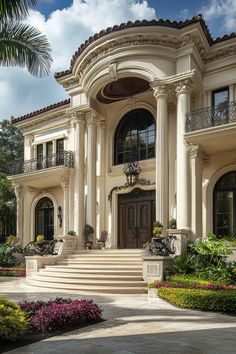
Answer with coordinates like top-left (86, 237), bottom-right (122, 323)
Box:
top-left (189, 144), bottom-right (201, 160)
top-left (14, 185), bottom-right (23, 199)
top-left (97, 118), bottom-right (106, 129)
top-left (175, 79), bottom-right (194, 96)
top-left (70, 110), bottom-right (86, 126)
top-left (152, 84), bottom-right (171, 99)
top-left (61, 175), bottom-right (69, 190)
top-left (86, 111), bottom-right (97, 125)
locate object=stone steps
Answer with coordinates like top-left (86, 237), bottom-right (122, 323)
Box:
top-left (27, 249), bottom-right (146, 294)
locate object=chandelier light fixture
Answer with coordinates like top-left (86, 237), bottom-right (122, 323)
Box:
top-left (123, 161), bottom-right (141, 186)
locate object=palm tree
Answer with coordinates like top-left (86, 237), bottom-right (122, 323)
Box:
top-left (0, 0), bottom-right (52, 76)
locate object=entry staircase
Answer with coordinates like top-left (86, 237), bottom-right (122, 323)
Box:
top-left (27, 249), bottom-right (147, 294)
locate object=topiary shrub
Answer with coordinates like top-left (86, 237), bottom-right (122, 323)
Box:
top-left (0, 295), bottom-right (27, 341)
top-left (158, 287), bottom-right (236, 313)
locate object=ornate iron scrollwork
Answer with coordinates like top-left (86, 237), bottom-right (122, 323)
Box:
top-left (11, 151), bottom-right (74, 175)
top-left (186, 101), bottom-right (236, 132)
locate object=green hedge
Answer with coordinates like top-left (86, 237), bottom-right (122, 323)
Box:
top-left (167, 275), bottom-right (217, 286)
top-left (0, 295), bottom-right (28, 341)
top-left (158, 287), bottom-right (236, 313)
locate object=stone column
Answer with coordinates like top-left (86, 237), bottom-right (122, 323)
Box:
top-left (97, 119), bottom-right (106, 239)
top-left (190, 144), bottom-right (202, 238)
top-left (86, 111), bottom-right (97, 247)
top-left (175, 80), bottom-right (193, 229)
top-left (14, 185), bottom-right (23, 240)
top-left (61, 175), bottom-right (69, 235)
top-left (72, 111), bottom-right (86, 248)
top-left (153, 85), bottom-right (170, 231)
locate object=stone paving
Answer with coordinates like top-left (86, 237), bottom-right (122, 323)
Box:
top-left (1, 277), bottom-right (236, 354)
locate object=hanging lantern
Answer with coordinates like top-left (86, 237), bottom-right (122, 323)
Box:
top-left (123, 161), bottom-right (141, 186)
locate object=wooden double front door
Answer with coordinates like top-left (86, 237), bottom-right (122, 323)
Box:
top-left (118, 188), bottom-right (155, 249)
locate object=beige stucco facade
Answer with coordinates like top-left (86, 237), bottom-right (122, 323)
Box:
top-left (10, 16), bottom-right (236, 248)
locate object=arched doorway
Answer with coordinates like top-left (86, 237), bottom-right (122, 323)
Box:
top-left (118, 188), bottom-right (155, 248)
top-left (214, 171), bottom-right (236, 237)
top-left (35, 197), bottom-right (54, 240)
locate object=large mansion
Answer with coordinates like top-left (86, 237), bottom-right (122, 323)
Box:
top-left (10, 15), bottom-right (236, 250)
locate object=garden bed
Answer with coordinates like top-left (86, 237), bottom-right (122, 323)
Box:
top-left (0, 267), bottom-right (25, 277)
top-left (0, 296), bottom-right (103, 353)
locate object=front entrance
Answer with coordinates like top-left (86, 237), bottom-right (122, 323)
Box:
top-left (35, 197), bottom-right (54, 240)
top-left (118, 188), bottom-right (155, 248)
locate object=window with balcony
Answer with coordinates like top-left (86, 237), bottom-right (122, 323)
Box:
top-left (214, 171), bottom-right (236, 237)
top-left (212, 87), bottom-right (229, 125)
top-left (56, 139), bottom-right (64, 165)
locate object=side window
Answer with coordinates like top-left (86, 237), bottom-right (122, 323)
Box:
top-left (212, 88), bottom-right (229, 107)
top-left (212, 87), bottom-right (229, 125)
top-left (56, 139), bottom-right (64, 165)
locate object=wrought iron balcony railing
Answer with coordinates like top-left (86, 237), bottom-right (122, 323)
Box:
top-left (11, 151), bottom-right (74, 175)
top-left (186, 101), bottom-right (236, 132)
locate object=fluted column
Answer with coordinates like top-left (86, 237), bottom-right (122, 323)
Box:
top-left (61, 175), bottom-right (69, 235)
top-left (153, 85), bottom-right (170, 231)
top-left (175, 80), bottom-right (193, 229)
top-left (190, 144), bottom-right (202, 238)
top-left (72, 111), bottom-right (86, 248)
top-left (86, 111), bottom-right (97, 247)
top-left (14, 185), bottom-right (23, 240)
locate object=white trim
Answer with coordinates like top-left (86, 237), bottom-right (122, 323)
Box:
top-left (205, 165), bottom-right (236, 235)
top-left (30, 192), bottom-right (58, 241)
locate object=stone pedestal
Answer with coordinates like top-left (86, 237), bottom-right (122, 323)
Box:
top-left (143, 256), bottom-right (173, 282)
top-left (168, 228), bottom-right (191, 255)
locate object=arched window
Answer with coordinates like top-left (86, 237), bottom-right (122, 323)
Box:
top-left (114, 109), bottom-right (156, 165)
top-left (35, 197), bottom-right (54, 240)
top-left (214, 171), bottom-right (236, 237)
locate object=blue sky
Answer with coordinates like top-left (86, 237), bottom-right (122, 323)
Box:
top-left (1, 0), bottom-right (235, 120)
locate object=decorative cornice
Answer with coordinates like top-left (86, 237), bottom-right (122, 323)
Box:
top-left (11, 99), bottom-right (70, 124)
top-left (61, 175), bottom-right (69, 190)
top-left (14, 185), bottom-right (23, 199)
top-left (70, 110), bottom-right (86, 126)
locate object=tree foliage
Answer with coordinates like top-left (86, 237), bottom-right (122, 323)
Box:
top-left (0, 0), bottom-right (52, 76)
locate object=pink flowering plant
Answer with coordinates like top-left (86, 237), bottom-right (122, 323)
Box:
top-left (19, 298), bottom-right (103, 334)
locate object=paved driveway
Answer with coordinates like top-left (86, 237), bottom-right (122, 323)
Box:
top-left (1, 277), bottom-right (236, 354)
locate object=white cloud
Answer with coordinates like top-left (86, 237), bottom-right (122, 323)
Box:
top-left (202, 0), bottom-right (236, 33)
top-left (0, 0), bottom-right (156, 120)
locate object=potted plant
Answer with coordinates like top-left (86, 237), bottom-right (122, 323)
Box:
top-left (153, 221), bottom-right (163, 238)
top-left (67, 230), bottom-right (76, 236)
top-left (169, 218), bottom-right (177, 229)
top-left (84, 224), bottom-right (94, 249)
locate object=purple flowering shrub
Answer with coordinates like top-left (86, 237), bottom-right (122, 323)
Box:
top-left (19, 297), bottom-right (73, 317)
top-left (19, 298), bottom-right (102, 334)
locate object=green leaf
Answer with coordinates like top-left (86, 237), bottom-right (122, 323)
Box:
top-left (0, 0), bottom-right (37, 21)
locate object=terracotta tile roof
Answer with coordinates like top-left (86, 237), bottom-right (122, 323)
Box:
top-left (11, 99), bottom-right (70, 124)
top-left (54, 15), bottom-right (214, 79)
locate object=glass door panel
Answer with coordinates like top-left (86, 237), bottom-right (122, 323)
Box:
top-left (215, 191), bottom-right (234, 236)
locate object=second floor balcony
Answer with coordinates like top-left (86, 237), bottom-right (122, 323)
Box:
top-left (11, 151), bottom-right (74, 176)
top-left (186, 101), bottom-right (236, 133)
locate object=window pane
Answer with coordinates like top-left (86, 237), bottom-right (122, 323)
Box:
top-left (215, 191), bottom-right (234, 237)
top-left (114, 109), bottom-right (156, 165)
top-left (213, 89), bottom-right (229, 106)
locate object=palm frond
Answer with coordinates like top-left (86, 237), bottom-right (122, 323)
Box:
top-left (0, 0), bottom-right (37, 21)
top-left (0, 22), bottom-right (52, 77)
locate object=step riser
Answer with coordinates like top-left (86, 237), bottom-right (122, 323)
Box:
top-left (30, 277), bottom-right (145, 287)
top-left (38, 272), bottom-right (143, 281)
top-left (27, 280), bottom-right (146, 294)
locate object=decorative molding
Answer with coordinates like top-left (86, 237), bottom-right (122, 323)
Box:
top-left (70, 110), bottom-right (86, 126)
top-left (109, 61), bottom-right (118, 81)
top-left (14, 185), bottom-right (23, 199)
top-left (108, 178), bottom-right (155, 208)
top-left (152, 85), bottom-right (171, 99)
top-left (175, 79), bottom-right (194, 96)
top-left (61, 175), bottom-right (69, 190)
top-left (189, 144), bottom-right (201, 160)
top-left (202, 152), bottom-right (209, 166)
top-left (86, 111), bottom-right (97, 125)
